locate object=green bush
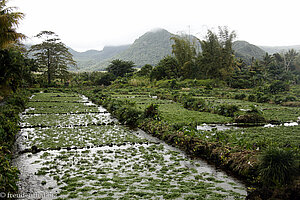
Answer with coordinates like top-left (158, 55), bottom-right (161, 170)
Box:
top-left (179, 95), bottom-right (207, 112)
top-left (274, 95), bottom-right (284, 104)
top-left (230, 78), bottom-right (253, 89)
top-left (258, 147), bottom-right (298, 188)
top-left (234, 105), bottom-right (266, 123)
top-left (144, 104), bottom-right (159, 119)
top-left (285, 96), bottom-right (297, 102)
top-left (214, 104), bottom-right (239, 117)
top-left (234, 93), bottom-right (246, 100)
top-left (256, 92), bottom-right (270, 103)
top-left (0, 90), bottom-right (29, 194)
top-left (269, 80), bottom-right (290, 94)
top-left (0, 151), bottom-right (20, 193)
top-left (248, 94), bottom-right (256, 102)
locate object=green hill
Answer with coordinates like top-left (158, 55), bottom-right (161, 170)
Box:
top-left (72, 30), bottom-right (295, 71)
top-left (232, 40), bottom-right (266, 64)
top-left (81, 29), bottom-right (174, 71)
top-left (113, 28), bottom-right (174, 67)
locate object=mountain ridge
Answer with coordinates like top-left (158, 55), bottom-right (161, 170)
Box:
top-left (233, 40), bottom-right (266, 64)
top-left (70, 29), bottom-right (300, 71)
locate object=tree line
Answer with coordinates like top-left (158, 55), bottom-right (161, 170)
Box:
top-left (93, 27), bottom-right (300, 90)
top-left (1, 0), bottom-right (300, 94)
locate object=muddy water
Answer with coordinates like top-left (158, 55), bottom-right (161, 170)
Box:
top-left (13, 93), bottom-right (247, 199)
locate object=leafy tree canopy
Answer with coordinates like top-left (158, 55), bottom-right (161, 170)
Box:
top-left (200, 26), bottom-right (237, 80)
top-left (0, 0), bottom-right (25, 48)
top-left (106, 59), bottom-right (135, 77)
top-left (30, 31), bottom-right (76, 85)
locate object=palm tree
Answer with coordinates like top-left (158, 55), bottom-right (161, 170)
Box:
top-left (0, 0), bottom-right (25, 48)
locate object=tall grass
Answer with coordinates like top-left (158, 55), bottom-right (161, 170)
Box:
top-left (258, 147), bottom-right (298, 187)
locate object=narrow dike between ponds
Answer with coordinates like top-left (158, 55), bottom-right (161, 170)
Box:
top-left (13, 92), bottom-right (247, 200)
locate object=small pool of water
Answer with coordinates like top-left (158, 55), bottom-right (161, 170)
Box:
top-left (197, 124), bottom-right (239, 131)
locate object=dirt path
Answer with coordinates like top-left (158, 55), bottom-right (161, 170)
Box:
top-left (13, 92), bottom-right (247, 200)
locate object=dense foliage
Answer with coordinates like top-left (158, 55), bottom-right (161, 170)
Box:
top-left (106, 59), bottom-right (134, 78)
top-left (0, 0), bottom-right (25, 48)
top-left (0, 90), bottom-right (29, 194)
top-left (0, 48), bottom-right (37, 92)
top-left (0, 1), bottom-right (299, 198)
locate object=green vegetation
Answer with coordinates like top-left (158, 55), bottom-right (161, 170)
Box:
top-left (258, 147), bottom-right (298, 188)
top-left (70, 29), bottom-right (269, 72)
top-left (80, 84), bottom-right (300, 199)
top-left (17, 91), bottom-right (246, 199)
top-left (30, 31), bottom-right (76, 85)
top-left (233, 41), bottom-right (266, 64)
top-left (0, 1), bottom-right (299, 199)
top-left (0, 0), bottom-right (25, 48)
top-left (0, 90), bottom-right (29, 193)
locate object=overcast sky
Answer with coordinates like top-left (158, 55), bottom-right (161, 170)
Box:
top-left (8, 0), bottom-right (300, 52)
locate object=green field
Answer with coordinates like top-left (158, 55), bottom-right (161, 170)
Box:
top-left (85, 86), bottom-right (300, 159)
top-left (15, 91), bottom-right (247, 199)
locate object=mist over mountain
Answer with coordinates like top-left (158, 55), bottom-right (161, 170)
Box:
top-left (68, 45), bottom-right (130, 71)
top-left (70, 29), bottom-right (299, 71)
top-left (259, 45), bottom-right (300, 54)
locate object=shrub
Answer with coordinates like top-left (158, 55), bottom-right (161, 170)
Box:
top-left (256, 92), bottom-right (270, 103)
top-left (169, 79), bottom-right (178, 89)
top-left (214, 104), bottom-right (239, 117)
top-left (0, 90), bottom-right (29, 194)
top-left (0, 151), bottom-right (20, 193)
top-left (284, 96), bottom-right (297, 102)
top-left (248, 94), bottom-right (256, 102)
top-left (180, 96), bottom-right (207, 112)
top-left (258, 147), bottom-right (298, 188)
top-left (205, 85), bottom-right (213, 90)
top-left (234, 93), bottom-right (246, 100)
top-left (115, 106), bottom-right (142, 126)
top-left (274, 95), bottom-right (284, 104)
top-left (269, 80), bottom-right (290, 94)
top-left (95, 73), bottom-right (116, 86)
top-left (230, 78), bottom-right (253, 89)
top-left (144, 104), bottom-right (159, 119)
top-left (234, 105), bottom-right (266, 123)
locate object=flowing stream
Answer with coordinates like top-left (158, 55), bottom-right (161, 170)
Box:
top-left (13, 92), bottom-right (247, 199)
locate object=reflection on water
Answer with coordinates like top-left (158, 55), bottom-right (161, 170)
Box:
top-left (197, 124), bottom-right (239, 131)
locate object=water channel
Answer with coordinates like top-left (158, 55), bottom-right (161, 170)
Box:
top-left (13, 92), bottom-right (247, 199)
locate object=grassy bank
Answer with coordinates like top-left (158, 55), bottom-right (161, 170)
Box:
top-left (78, 86), bottom-right (300, 199)
top-left (0, 90), bottom-right (29, 194)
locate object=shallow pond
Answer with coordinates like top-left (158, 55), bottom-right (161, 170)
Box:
top-left (13, 92), bottom-right (247, 199)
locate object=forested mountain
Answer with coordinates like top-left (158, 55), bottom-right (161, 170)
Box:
top-left (110, 29), bottom-right (174, 68)
top-left (70, 29), bottom-right (299, 71)
top-left (232, 40), bottom-right (266, 64)
top-left (73, 29), bottom-right (174, 71)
